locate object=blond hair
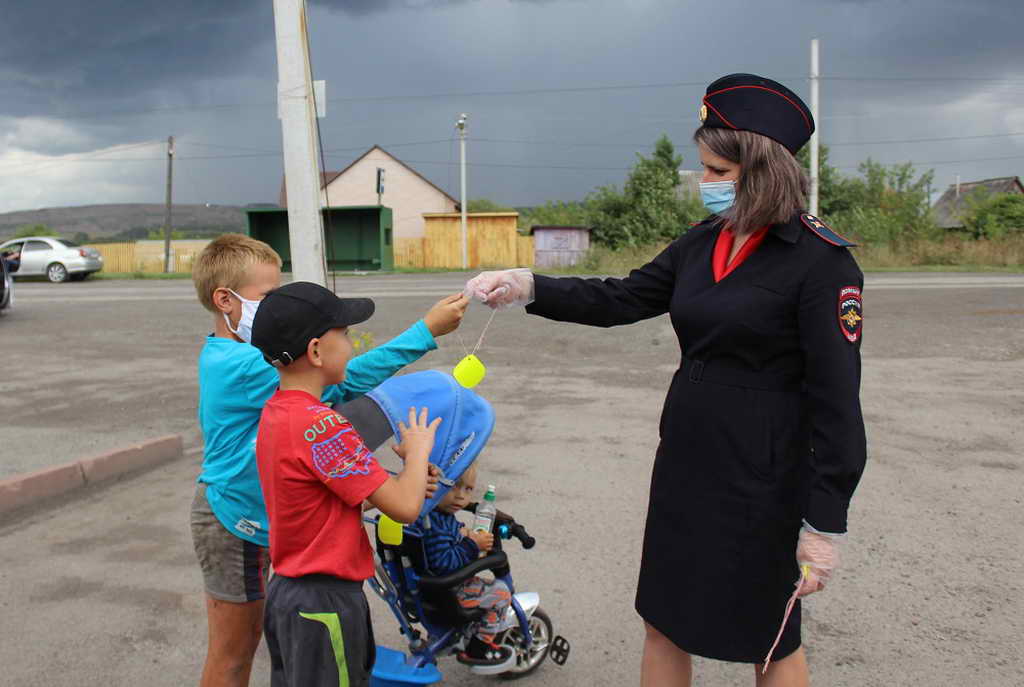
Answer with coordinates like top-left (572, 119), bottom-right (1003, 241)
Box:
top-left (693, 126), bottom-right (808, 236)
top-left (192, 234), bottom-right (281, 312)
top-left (457, 462), bottom-right (478, 487)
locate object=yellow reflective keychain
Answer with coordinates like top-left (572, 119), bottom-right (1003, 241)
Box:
top-left (453, 354), bottom-right (486, 388)
top-left (452, 304), bottom-right (499, 388)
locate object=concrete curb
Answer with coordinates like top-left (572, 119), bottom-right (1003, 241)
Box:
top-left (0, 434), bottom-right (183, 517)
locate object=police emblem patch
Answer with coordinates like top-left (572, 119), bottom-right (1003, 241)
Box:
top-left (838, 286), bottom-right (863, 343)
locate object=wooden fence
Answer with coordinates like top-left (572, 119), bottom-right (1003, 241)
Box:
top-left (88, 240), bottom-right (209, 274)
top-left (89, 224), bottom-right (534, 274)
top-left (395, 212), bottom-right (534, 269)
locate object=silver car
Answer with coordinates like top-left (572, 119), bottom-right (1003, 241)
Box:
top-left (0, 236), bottom-right (104, 282)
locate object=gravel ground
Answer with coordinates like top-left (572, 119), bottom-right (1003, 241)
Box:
top-left (0, 272), bottom-right (1021, 686)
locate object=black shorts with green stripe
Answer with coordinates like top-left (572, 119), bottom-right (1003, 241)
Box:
top-left (264, 573), bottom-right (376, 687)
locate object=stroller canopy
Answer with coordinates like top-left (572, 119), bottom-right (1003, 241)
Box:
top-left (338, 370), bottom-right (494, 516)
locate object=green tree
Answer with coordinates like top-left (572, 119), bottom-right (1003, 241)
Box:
top-left (961, 191), bottom-right (1024, 239)
top-left (587, 135), bottom-right (703, 248)
top-left (832, 160), bottom-right (937, 242)
top-left (147, 228), bottom-right (187, 240)
top-left (72, 231), bottom-right (91, 244)
top-left (796, 144), bottom-right (858, 216)
top-left (652, 134), bottom-right (683, 186)
top-left (517, 200), bottom-right (591, 231)
top-left (798, 149), bottom-right (937, 243)
top-left (466, 198), bottom-right (515, 213)
top-left (13, 223), bottom-right (58, 238)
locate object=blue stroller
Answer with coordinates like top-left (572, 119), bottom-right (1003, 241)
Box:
top-left (339, 371), bottom-right (570, 686)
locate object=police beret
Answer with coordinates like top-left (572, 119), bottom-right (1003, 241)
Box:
top-left (699, 73), bottom-right (815, 155)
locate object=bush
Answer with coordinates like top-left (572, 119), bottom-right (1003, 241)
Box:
top-left (12, 223), bottom-right (59, 239)
top-left (852, 235), bottom-right (1024, 270)
top-left (961, 192), bottom-right (1024, 239)
top-left (517, 200), bottom-right (590, 231)
top-left (466, 198), bottom-right (516, 213)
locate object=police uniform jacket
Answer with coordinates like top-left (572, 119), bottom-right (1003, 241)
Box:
top-left (525, 211), bottom-right (867, 663)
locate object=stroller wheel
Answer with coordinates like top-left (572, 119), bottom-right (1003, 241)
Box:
top-left (500, 607), bottom-right (553, 679)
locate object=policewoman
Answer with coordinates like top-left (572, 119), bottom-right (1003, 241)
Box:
top-left (465, 74), bottom-right (867, 686)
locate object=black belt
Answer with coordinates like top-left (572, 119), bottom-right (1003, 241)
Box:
top-left (681, 357), bottom-right (802, 392)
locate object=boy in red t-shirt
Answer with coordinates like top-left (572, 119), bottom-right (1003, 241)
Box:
top-left (251, 281), bottom-right (441, 687)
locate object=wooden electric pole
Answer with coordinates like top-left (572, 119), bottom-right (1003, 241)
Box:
top-left (162, 135), bottom-right (174, 273)
top-left (273, 0), bottom-right (327, 285)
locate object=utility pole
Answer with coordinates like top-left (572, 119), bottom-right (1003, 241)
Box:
top-left (809, 38), bottom-right (820, 217)
top-left (273, 0), bottom-right (327, 285)
top-left (457, 113), bottom-right (468, 270)
top-left (162, 135), bottom-right (174, 273)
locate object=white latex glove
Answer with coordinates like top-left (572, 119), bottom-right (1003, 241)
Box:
top-left (796, 526), bottom-right (841, 597)
top-left (463, 269), bottom-right (535, 310)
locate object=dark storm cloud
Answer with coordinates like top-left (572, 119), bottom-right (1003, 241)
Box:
top-left (0, 0), bottom-right (1020, 210)
top-left (310, 0), bottom-right (559, 14)
top-left (0, 1), bottom-right (270, 119)
top-left (0, 0), bottom-right (566, 120)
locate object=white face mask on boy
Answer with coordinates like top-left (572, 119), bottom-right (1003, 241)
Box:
top-left (223, 289), bottom-right (261, 343)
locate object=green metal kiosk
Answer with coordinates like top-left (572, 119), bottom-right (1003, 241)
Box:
top-left (245, 205), bottom-right (394, 272)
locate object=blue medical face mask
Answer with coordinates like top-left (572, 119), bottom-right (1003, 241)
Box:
top-left (699, 180), bottom-right (736, 214)
top-left (223, 289), bottom-right (261, 343)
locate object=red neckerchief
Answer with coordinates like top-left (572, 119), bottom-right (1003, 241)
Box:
top-left (711, 226), bottom-right (769, 282)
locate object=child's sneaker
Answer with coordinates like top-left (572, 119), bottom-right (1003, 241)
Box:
top-left (457, 636), bottom-right (513, 667)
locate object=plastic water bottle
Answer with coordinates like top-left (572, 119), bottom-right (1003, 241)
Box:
top-left (473, 485), bottom-right (497, 533)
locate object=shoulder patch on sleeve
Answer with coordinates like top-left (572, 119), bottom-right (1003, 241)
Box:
top-left (838, 286), bottom-right (863, 343)
top-left (801, 213), bottom-right (857, 247)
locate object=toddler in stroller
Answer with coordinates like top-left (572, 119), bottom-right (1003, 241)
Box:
top-left (422, 462), bottom-right (514, 667)
top-left (338, 370), bottom-right (569, 685)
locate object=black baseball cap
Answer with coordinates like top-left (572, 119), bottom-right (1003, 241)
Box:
top-left (251, 281), bottom-right (374, 367)
top-left (699, 73), bottom-right (815, 155)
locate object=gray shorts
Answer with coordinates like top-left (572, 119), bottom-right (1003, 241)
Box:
top-left (264, 574), bottom-right (375, 687)
top-left (190, 482), bottom-right (270, 603)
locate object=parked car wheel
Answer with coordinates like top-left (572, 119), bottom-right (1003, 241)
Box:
top-left (46, 262), bottom-right (69, 283)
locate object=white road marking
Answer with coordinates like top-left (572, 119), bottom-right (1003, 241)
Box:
top-left (11, 274), bottom-right (1024, 303)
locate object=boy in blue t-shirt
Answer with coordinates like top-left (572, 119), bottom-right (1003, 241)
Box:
top-left (189, 234), bottom-right (468, 687)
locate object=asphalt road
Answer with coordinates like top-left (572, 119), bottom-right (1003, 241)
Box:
top-left (1, 272), bottom-right (1022, 686)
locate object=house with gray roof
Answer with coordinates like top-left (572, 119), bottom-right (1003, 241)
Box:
top-left (932, 176), bottom-right (1023, 229)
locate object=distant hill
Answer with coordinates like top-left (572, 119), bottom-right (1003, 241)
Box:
top-left (0, 203), bottom-right (252, 241)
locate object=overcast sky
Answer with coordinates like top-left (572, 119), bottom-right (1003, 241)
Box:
top-left (1, 0), bottom-right (1022, 213)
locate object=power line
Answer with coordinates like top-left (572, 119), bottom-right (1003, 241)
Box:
top-left (826, 131), bottom-right (1024, 147)
top-left (30, 74), bottom-right (1024, 123)
top-left (0, 140), bottom-right (163, 172)
top-left (392, 159), bottom-right (632, 172)
top-left (821, 75), bottom-right (1024, 84)
top-left (176, 141), bottom-right (282, 153)
top-left (474, 137), bottom-right (655, 148)
top-left (836, 153), bottom-right (1024, 170)
top-left (325, 80), bottom-right (715, 104)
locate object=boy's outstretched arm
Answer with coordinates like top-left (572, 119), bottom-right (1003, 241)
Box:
top-left (367, 407), bottom-right (441, 524)
top-left (331, 293), bottom-right (469, 404)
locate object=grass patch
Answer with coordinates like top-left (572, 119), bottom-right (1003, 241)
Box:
top-left (545, 243), bottom-right (668, 276)
top-left (92, 271), bottom-right (193, 280)
top-left (853, 236), bottom-right (1024, 272)
top-left (543, 235), bottom-right (1024, 276)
